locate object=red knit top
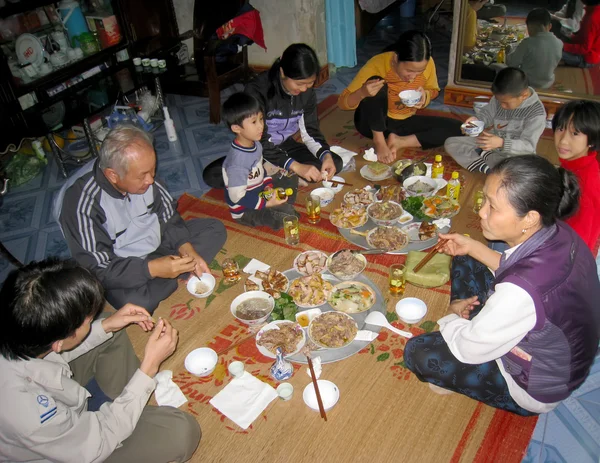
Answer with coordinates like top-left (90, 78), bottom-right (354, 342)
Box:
top-left (560, 153), bottom-right (600, 255)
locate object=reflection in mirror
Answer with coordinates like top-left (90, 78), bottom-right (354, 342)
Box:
top-left (455, 0), bottom-right (600, 101)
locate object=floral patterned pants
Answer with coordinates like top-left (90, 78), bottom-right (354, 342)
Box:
top-left (404, 255), bottom-right (537, 416)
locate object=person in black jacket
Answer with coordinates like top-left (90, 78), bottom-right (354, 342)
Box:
top-left (203, 44), bottom-right (342, 188)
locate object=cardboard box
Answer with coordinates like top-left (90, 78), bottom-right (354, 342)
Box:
top-left (85, 13), bottom-right (121, 48)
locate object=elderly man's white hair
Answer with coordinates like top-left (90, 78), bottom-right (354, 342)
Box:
top-left (99, 125), bottom-right (154, 176)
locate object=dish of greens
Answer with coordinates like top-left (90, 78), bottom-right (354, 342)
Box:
top-left (401, 196), bottom-right (428, 221)
top-left (271, 292), bottom-right (298, 321)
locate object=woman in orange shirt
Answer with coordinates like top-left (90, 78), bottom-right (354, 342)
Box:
top-left (338, 30), bottom-right (462, 163)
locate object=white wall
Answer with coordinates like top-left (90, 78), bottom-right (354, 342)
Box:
top-left (171, 0), bottom-right (328, 67)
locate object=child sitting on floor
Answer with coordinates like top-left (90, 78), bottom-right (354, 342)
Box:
top-left (222, 92), bottom-right (298, 230)
top-left (506, 8), bottom-right (563, 89)
top-left (552, 99), bottom-right (600, 256)
top-left (444, 67), bottom-right (546, 174)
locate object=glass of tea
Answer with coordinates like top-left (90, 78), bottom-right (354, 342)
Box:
top-left (222, 258), bottom-right (241, 283)
top-left (305, 195), bottom-right (321, 224)
top-left (389, 264), bottom-right (406, 296)
top-left (283, 215), bottom-right (300, 245)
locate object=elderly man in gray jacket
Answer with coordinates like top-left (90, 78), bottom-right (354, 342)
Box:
top-left (56, 125), bottom-right (226, 313)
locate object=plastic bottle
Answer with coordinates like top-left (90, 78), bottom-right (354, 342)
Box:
top-left (260, 187), bottom-right (294, 201)
top-left (432, 154), bottom-right (444, 179)
top-left (163, 107), bottom-right (178, 142)
top-left (497, 48), bottom-right (505, 64)
top-left (473, 190), bottom-right (484, 214)
top-left (447, 171), bottom-right (461, 200)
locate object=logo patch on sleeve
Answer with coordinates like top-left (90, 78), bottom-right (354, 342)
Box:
top-left (37, 395), bottom-right (57, 424)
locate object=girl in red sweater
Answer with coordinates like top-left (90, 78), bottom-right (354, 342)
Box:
top-left (553, 100), bottom-right (600, 256)
top-left (562, 0), bottom-right (600, 67)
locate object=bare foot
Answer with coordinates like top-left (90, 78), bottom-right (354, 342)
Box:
top-left (387, 133), bottom-right (421, 153)
top-left (374, 138), bottom-right (393, 164)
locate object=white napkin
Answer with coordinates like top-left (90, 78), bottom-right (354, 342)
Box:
top-left (306, 356), bottom-right (322, 380)
top-left (355, 330), bottom-right (379, 342)
top-left (154, 370), bottom-right (188, 408)
top-left (243, 259), bottom-right (270, 275)
top-left (330, 146), bottom-right (358, 167)
top-left (432, 218), bottom-right (451, 229)
top-left (209, 371), bottom-right (278, 429)
top-left (363, 148), bottom-right (377, 162)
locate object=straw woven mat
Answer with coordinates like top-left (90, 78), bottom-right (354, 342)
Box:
top-left (120, 96), bottom-right (557, 463)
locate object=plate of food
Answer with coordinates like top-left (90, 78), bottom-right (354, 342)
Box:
top-left (326, 249), bottom-right (367, 280)
top-left (360, 162), bottom-right (392, 181)
top-left (422, 196), bottom-right (461, 219)
top-left (255, 320), bottom-right (306, 358)
top-left (330, 205), bottom-right (368, 229)
top-left (365, 226), bottom-right (409, 252)
top-left (376, 184), bottom-right (406, 204)
top-left (403, 176), bottom-right (445, 197)
top-left (366, 201), bottom-right (404, 226)
top-left (328, 281), bottom-right (376, 314)
top-left (293, 250), bottom-right (328, 275)
top-left (308, 311), bottom-right (359, 349)
top-left (244, 268), bottom-right (289, 298)
top-left (401, 222), bottom-right (438, 242)
top-left (288, 274), bottom-right (335, 308)
top-left (343, 188), bottom-right (376, 207)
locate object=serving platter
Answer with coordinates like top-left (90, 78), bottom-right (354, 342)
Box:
top-left (283, 268), bottom-right (386, 365)
top-left (338, 218), bottom-right (450, 255)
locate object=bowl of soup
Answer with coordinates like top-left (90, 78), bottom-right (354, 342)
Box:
top-left (230, 291), bottom-right (275, 325)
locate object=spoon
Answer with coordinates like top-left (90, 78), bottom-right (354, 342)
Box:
top-left (365, 311), bottom-right (413, 338)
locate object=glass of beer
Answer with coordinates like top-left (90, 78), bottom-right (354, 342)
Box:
top-left (305, 195), bottom-right (321, 224)
top-left (389, 264), bottom-right (406, 296)
top-left (283, 215), bottom-right (300, 245)
top-left (222, 258), bottom-right (241, 283)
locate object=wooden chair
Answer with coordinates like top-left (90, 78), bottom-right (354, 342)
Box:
top-left (164, 0), bottom-right (251, 124)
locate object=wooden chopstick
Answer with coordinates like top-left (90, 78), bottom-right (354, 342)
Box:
top-left (413, 231), bottom-right (454, 273)
top-left (331, 180), bottom-right (353, 187)
top-left (307, 356), bottom-right (327, 421)
top-left (216, 333), bottom-right (256, 356)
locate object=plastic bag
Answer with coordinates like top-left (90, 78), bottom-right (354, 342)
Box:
top-left (5, 153), bottom-right (47, 187)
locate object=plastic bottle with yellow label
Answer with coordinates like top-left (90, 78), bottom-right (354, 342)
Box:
top-left (446, 172), bottom-right (461, 201)
top-left (432, 154), bottom-right (444, 179)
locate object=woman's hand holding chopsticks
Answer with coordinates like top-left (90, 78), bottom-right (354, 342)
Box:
top-left (436, 232), bottom-right (473, 256)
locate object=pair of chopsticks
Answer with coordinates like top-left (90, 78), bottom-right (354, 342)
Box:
top-left (465, 122), bottom-right (478, 129)
top-left (413, 231), bottom-right (454, 273)
top-left (330, 179), bottom-right (353, 187)
top-left (307, 355), bottom-right (327, 421)
top-left (216, 333), bottom-right (256, 356)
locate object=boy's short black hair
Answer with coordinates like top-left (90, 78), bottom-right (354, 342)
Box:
top-left (526, 8), bottom-right (552, 28)
top-left (491, 67), bottom-right (529, 97)
top-left (0, 259), bottom-right (105, 360)
top-left (552, 100), bottom-right (600, 151)
top-left (222, 92), bottom-right (262, 129)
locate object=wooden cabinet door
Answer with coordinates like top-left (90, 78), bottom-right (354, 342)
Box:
top-left (117, 0), bottom-right (179, 47)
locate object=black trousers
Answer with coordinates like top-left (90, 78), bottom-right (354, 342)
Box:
top-left (202, 139), bottom-right (343, 189)
top-left (353, 84), bottom-right (462, 150)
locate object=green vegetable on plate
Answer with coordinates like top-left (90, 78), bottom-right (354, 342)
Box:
top-left (271, 292), bottom-right (297, 321)
top-left (402, 196), bottom-right (428, 220)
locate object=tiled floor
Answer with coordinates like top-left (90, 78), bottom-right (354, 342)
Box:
top-left (0, 6), bottom-right (598, 463)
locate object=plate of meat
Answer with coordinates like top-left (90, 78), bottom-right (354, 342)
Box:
top-left (244, 268), bottom-right (289, 298)
top-left (255, 320), bottom-right (306, 358)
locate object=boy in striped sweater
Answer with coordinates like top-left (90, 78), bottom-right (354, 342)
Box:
top-left (444, 68), bottom-right (547, 174)
top-left (222, 93), bottom-right (298, 229)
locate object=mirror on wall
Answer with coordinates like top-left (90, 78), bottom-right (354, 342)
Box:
top-left (454, 0), bottom-right (599, 101)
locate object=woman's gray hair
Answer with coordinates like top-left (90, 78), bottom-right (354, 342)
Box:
top-left (98, 125), bottom-right (154, 175)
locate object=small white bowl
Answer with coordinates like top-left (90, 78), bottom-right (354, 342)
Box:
top-left (367, 200), bottom-right (404, 226)
top-left (399, 90), bottom-right (422, 107)
top-left (403, 176), bottom-right (440, 198)
top-left (184, 347), bottom-right (218, 377)
top-left (461, 120), bottom-right (485, 137)
top-left (186, 274), bottom-right (216, 298)
top-left (395, 297), bottom-right (428, 324)
top-left (230, 290), bottom-right (274, 326)
top-left (322, 176), bottom-right (345, 194)
top-left (311, 187), bottom-right (335, 207)
top-left (303, 380), bottom-right (340, 412)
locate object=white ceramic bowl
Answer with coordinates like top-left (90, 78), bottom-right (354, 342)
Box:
top-left (186, 273), bottom-right (216, 298)
top-left (230, 290), bottom-right (274, 325)
top-left (399, 90), bottom-right (422, 107)
top-left (322, 176), bottom-right (345, 194)
top-left (461, 120), bottom-right (485, 137)
top-left (366, 201), bottom-right (404, 226)
top-left (311, 187), bottom-right (335, 207)
top-left (184, 347), bottom-right (218, 377)
top-left (395, 297), bottom-right (428, 324)
top-left (326, 249), bottom-right (367, 281)
top-left (403, 176), bottom-right (440, 197)
top-left (303, 380), bottom-right (340, 411)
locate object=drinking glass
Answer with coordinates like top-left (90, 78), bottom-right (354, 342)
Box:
top-left (222, 258), bottom-right (241, 283)
top-left (283, 215), bottom-right (300, 245)
top-left (389, 264), bottom-right (406, 296)
top-left (305, 195), bottom-right (321, 224)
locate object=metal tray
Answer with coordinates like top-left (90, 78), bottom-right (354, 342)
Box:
top-left (283, 269), bottom-right (386, 365)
